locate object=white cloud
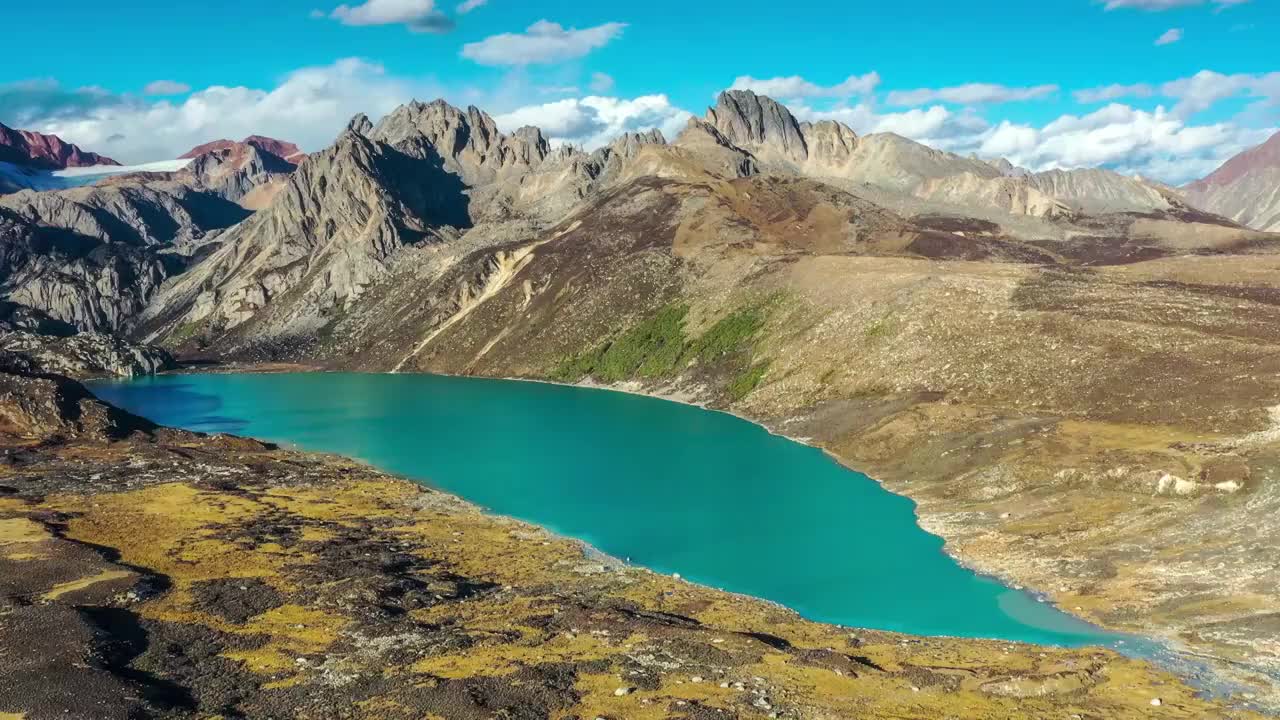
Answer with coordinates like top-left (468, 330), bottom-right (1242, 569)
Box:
top-left (494, 94), bottom-right (691, 149)
top-left (974, 104), bottom-right (1271, 183)
top-left (789, 102), bottom-right (987, 147)
top-left (1161, 70), bottom-right (1280, 116)
top-left (727, 73), bottom-right (881, 99)
top-left (143, 80), bottom-right (191, 96)
top-left (325, 0), bottom-right (454, 32)
top-left (13, 59), bottom-right (443, 163)
top-left (456, 0), bottom-right (487, 12)
top-left (886, 83), bottom-right (1058, 106)
top-left (1155, 28), bottom-right (1184, 45)
top-left (588, 72), bottom-right (615, 93)
top-left (461, 20), bottom-right (626, 66)
top-left (1074, 83), bottom-right (1156, 103)
top-left (1072, 70), bottom-right (1280, 117)
top-left (1102, 0), bottom-right (1249, 9)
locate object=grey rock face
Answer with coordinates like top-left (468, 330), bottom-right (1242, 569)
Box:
top-left (606, 129), bottom-right (666, 157)
top-left (0, 330), bottom-right (175, 378)
top-left (0, 181), bottom-right (248, 332)
top-left (707, 90), bottom-right (809, 167)
top-left (184, 143), bottom-right (297, 204)
top-left (371, 100), bottom-right (551, 186)
top-left (346, 113), bottom-right (374, 137)
top-left (0, 181), bottom-right (248, 247)
top-left (0, 209), bottom-right (179, 332)
top-left (138, 129), bottom-right (467, 343)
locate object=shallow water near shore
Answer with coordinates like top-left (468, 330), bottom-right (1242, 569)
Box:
top-left (94, 371), bottom-right (1119, 648)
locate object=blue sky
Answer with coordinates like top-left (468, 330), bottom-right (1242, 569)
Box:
top-left (2, 0), bottom-right (1276, 182)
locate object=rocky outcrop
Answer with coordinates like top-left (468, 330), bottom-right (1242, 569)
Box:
top-left (370, 100), bottom-right (552, 186)
top-left (669, 118), bottom-right (759, 179)
top-left (0, 122), bottom-right (120, 170)
top-left (706, 90), bottom-right (810, 168)
top-left (183, 142), bottom-right (298, 205)
top-left (346, 113), bottom-right (374, 136)
top-left (180, 135), bottom-right (305, 164)
top-left (0, 210), bottom-right (175, 332)
top-left (136, 129), bottom-right (468, 344)
top-left (1184, 131), bottom-right (1280, 232)
top-left (0, 180), bottom-right (248, 246)
top-left (0, 358), bottom-right (153, 440)
top-left (0, 330), bottom-right (175, 378)
top-left (0, 180), bottom-right (248, 332)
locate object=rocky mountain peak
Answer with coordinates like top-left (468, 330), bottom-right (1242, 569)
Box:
top-left (705, 90), bottom-right (809, 165)
top-left (185, 141), bottom-right (298, 204)
top-left (242, 136), bottom-right (306, 163)
top-left (800, 120), bottom-right (859, 171)
top-left (0, 122), bottom-right (120, 170)
top-left (371, 98), bottom-right (551, 186)
top-left (607, 129), bottom-right (667, 158)
top-left (346, 113), bottom-right (375, 136)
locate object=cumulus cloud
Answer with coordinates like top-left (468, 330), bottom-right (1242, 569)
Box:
top-left (461, 20), bottom-right (626, 66)
top-left (980, 104), bottom-right (1270, 182)
top-left (143, 80), bottom-right (191, 96)
top-left (1101, 0), bottom-right (1249, 9)
top-left (324, 0), bottom-right (454, 32)
top-left (494, 95), bottom-right (691, 149)
top-left (886, 83), bottom-right (1058, 106)
top-left (727, 73), bottom-right (880, 99)
top-left (456, 0), bottom-right (487, 12)
top-left (6, 59), bottom-right (443, 163)
top-left (1155, 28), bottom-right (1184, 44)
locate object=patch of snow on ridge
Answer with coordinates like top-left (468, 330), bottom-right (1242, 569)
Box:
top-left (1, 158), bottom-right (194, 193)
top-left (53, 158), bottom-right (193, 178)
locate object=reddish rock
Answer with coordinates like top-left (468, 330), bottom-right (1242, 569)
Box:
top-left (1184, 131), bottom-right (1280, 194)
top-left (0, 122), bottom-right (120, 169)
top-left (243, 135), bottom-right (306, 163)
top-left (1184, 131), bottom-right (1280, 232)
top-left (179, 136), bottom-right (306, 164)
top-left (178, 139), bottom-right (239, 160)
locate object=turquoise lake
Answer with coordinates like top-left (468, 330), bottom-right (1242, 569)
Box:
top-left (91, 372), bottom-right (1114, 648)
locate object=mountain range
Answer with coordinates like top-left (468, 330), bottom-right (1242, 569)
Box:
top-left (3, 89), bottom-right (1280, 703)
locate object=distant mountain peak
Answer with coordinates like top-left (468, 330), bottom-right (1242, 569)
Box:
top-left (0, 122), bottom-right (120, 170)
top-left (179, 136), bottom-right (305, 163)
top-left (1183, 130), bottom-right (1280, 232)
top-left (1186, 130), bottom-right (1280, 193)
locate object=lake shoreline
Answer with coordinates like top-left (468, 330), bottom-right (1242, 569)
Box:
top-left (112, 362), bottom-right (1262, 706)
top-left (8, 376), bottom-right (1243, 719)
